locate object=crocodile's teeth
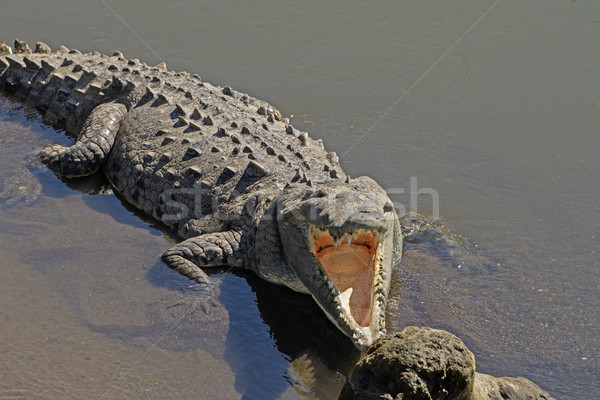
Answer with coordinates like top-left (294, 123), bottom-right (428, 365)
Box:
top-left (339, 287), bottom-right (353, 313)
top-left (378, 231), bottom-right (384, 242)
top-left (352, 231), bottom-right (358, 241)
top-left (346, 234), bottom-right (352, 245)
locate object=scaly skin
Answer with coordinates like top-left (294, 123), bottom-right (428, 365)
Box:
top-left (0, 39), bottom-right (402, 350)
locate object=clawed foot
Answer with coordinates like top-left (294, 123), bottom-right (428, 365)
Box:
top-left (38, 143), bottom-right (63, 169)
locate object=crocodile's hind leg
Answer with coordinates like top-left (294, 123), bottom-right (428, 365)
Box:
top-left (39, 101), bottom-right (127, 178)
top-left (162, 230), bottom-right (244, 284)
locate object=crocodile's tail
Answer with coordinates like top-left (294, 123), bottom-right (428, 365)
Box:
top-left (0, 39), bottom-right (135, 134)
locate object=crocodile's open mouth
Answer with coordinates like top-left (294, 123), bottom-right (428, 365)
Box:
top-left (309, 225), bottom-right (384, 330)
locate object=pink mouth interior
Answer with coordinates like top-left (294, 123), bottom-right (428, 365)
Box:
top-left (312, 230), bottom-right (377, 327)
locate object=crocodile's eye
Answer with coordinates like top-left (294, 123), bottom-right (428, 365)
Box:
top-left (383, 203), bottom-right (394, 213)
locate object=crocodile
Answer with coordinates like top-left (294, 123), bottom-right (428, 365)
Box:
top-left (0, 39), bottom-right (402, 350)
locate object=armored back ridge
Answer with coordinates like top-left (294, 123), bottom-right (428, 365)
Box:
top-left (0, 39), bottom-right (403, 350)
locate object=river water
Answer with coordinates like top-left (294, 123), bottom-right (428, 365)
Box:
top-left (0, 1), bottom-right (598, 399)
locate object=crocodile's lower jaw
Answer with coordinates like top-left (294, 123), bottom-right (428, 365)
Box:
top-left (309, 225), bottom-right (385, 345)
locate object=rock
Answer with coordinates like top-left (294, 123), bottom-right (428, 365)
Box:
top-left (339, 326), bottom-right (476, 400)
top-left (473, 373), bottom-right (555, 400)
top-left (339, 326), bottom-right (556, 400)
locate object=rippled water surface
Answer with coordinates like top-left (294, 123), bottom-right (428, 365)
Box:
top-left (1, 1), bottom-right (599, 399)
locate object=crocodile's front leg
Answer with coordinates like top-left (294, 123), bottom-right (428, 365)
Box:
top-left (162, 230), bottom-right (244, 284)
top-left (39, 101), bottom-right (127, 178)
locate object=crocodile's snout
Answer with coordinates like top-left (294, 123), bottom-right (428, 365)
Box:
top-left (277, 176), bottom-right (400, 350)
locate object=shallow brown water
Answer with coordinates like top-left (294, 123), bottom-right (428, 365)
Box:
top-left (1, 1), bottom-right (599, 399)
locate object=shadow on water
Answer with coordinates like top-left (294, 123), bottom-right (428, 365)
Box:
top-left (62, 172), bottom-right (178, 242)
top-left (222, 272), bottom-right (361, 400)
top-left (82, 259), bottom-right (360, 399)
top-left (60, 171), bottom-right (113, 196)
top-left (62, 206), bottom-right (363, 400)
top-left (81, 260), bottom-right (230, 357)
